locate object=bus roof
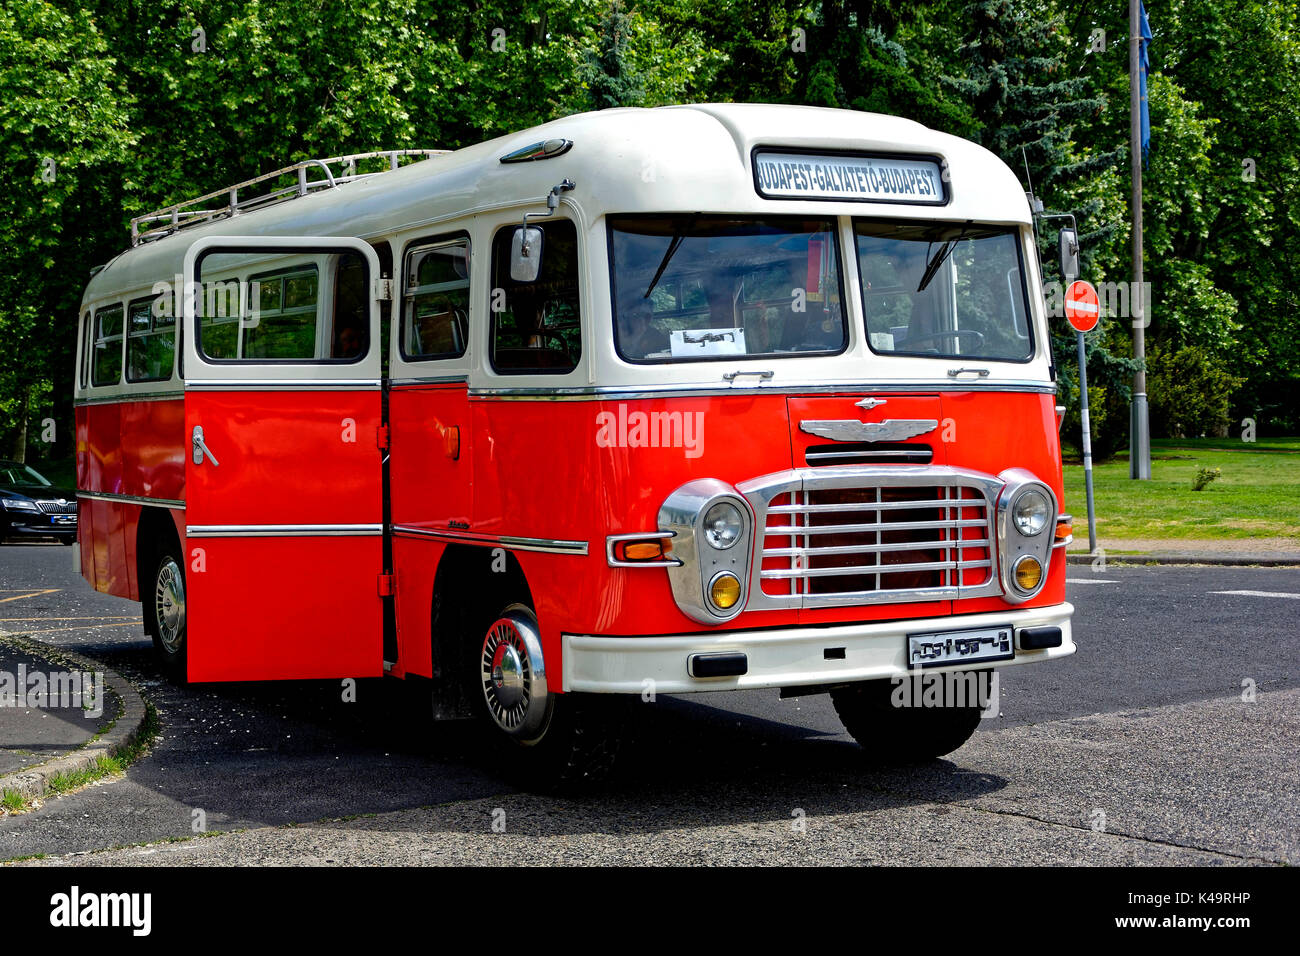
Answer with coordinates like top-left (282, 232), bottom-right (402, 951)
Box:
top-left (82, 103), bottom-right (1031, 309)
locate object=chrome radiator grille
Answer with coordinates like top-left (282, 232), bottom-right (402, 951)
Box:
top-left (35, 499), bottom-right (77, 514)
top-left (738, 467), bottom-right (1004, 609)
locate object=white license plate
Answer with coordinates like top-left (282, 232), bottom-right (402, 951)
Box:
top-left (52, 515), bottom-right (76, 525)
top-left (907, 625), bottom-right (1015, 669)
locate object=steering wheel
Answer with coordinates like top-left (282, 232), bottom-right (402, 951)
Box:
top-left (900, 329), bottom-right (986, 351)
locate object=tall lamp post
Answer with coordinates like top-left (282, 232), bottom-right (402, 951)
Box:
top-left (1129, 0), bottom-right (1152, 479)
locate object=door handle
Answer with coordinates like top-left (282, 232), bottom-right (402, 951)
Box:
top-left (192, 426), bottom-right (220, 467)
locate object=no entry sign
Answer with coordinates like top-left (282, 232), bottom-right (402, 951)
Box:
top-left (1064, 280), bottom-right (1100, 333)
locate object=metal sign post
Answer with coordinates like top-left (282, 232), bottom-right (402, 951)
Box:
top-left (1065, 280), bottom-right (1101, 554)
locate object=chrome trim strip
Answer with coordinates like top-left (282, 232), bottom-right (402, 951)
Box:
top-left (391, 525), bottom-right (589, 555)
top-left (77, 490), bottom-right (186, 509)
top-left (75, 391), bottom-right (182, 406)
top-left (390, 375), bottom-right (469, 387)
top-left (185, 379), bottom-right (381, 391)
top-left (805, 449), bottom-right (933, 463)
top-left (470, 381), bottom-right (1056, 400)
top-left (185, 523), bottom-right (382, 537)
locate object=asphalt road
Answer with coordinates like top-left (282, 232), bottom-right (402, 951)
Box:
top-left (1, 541), bottom-right (1297, 865)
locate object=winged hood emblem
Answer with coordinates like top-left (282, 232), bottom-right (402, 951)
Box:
top-left (799, 419), bottom-right (938, 443)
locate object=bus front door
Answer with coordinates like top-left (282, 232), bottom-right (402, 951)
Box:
top-left (181, 237), bottom-right (386, 681)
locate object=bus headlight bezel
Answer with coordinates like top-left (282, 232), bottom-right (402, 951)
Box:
top-left (996, 471), bottom-right (1057, 603)
top-left (659, 479), bottom-right (753, 624)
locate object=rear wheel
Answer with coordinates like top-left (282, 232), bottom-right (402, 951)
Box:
top-left (831, 676), bottom-right (983, 764)
top-left (144, 548), bottom-right (188, 682)
top-left (470, 602), bottom-right (621, 791)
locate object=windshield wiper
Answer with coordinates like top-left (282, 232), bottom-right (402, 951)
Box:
top-left (916, 220), bottom-right (973, 293)
top-left (644, 216), bottom-right (697, 299)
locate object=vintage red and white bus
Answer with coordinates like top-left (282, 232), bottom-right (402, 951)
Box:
top-left (75, 104), bottom-right (1075, 783)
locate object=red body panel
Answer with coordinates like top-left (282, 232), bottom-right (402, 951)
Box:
top-left (77, 399), bottom-right (184, 599)
top-left (80, 383), bottom-right (1066, 690)
top-left (182, 389), bottom-right (384, 681)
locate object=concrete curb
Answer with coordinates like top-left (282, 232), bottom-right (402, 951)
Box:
top-left (0, 633), bottom-right (151, 805)
top-left (1066, 552), bottom-right (1300, 567)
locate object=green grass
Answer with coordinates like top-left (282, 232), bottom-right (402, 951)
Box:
top-left (0, 700), bottom-right (159, 816)
top-left (1063, 438), bottom-right (1300, 541)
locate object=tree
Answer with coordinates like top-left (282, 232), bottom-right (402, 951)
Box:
top-left (0, 0), bottom-right (133, 461)
top-left (583, 0), bottom-right (646, 109)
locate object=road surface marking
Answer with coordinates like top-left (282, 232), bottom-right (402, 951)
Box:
top-left (1211, 590), bottom-right (1300, 600)
top-left (0, 616), bottom-right (136, 622)
top-left (1067, 578), bottom-right (1118, 584)
top-left (8, 622), bottom-right (140, 635)
top-left (0, 589), bottom-right (59, 604)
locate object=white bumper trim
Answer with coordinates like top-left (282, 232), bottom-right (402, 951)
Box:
top-left (562, 603), bottom-right (1074, 694)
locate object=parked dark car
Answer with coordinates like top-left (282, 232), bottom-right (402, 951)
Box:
top-left (0, 460), bottom-right (77, 544)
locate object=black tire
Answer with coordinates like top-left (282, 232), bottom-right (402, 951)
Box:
top-left (831, 674), bottom-right (985, 764)
top-left (467, 601), bottom-right (623, 792)
top-left (143, 546), bottom-right (188, 683)
top-left (60, 537), bottom-right (74, 546)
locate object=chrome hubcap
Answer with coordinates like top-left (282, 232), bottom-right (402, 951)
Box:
top-left (480, 610), bottom-right (549, 739)
top-left (155, 557), bottom-right (185, 654)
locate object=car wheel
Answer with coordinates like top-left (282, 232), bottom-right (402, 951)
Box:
top-left (831, 675), bottom-right (984, 764)
top-left (470, 602), bottom-right (622, 791)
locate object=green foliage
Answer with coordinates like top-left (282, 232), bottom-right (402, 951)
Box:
top-left (1, 0), bottom-right (1297, 460)
top-left (1191, 466), bottom-right (1222, 491)
top-left (1147, 344), bottom-right (1245, 439)
top-left (583, 1), bottom-right (646, 109)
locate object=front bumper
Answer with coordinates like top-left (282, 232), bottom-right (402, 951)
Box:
top-left (2, 515), bottom-right (77, 538)
top-left (563, 602), bottom-right (1074, 694)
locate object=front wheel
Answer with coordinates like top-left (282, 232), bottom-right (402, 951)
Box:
top-left (471, 603), bottom-right (622, 791)
top-left (144, 549), bottom-right (188, 682)
top-left (831, 675), bottom-right (984, 764)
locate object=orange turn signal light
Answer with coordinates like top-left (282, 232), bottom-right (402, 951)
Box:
top-left (1054, 516), bottom-right (1073, 542)
top-left (620, 540), bottom-right (667, 562)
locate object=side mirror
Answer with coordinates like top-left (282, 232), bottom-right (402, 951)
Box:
top-left (1058, 227), bottom-right (1079, 283)
top-left (510, 226), bottom-right (544, 283)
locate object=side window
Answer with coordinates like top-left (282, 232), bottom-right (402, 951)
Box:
top-left (91, 303), bottom-right (124, 386)
top-left (490, 219), bottom-right (581, 374)
top-left (402, 238), bottom-right (469, 361)
top-left (331, 255), bottom-right (368, 359)
top-left (79, 312), bottom-right (90, 388)
top-left (127, 296), bottom-right (176, 383)
top-left (195, 251), bottom-right (370, 363)
top-left (242, 266), bottom-right (319, 359)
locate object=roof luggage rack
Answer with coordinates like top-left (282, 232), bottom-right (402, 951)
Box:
top-left (130, 149), bottom-right (449, 246)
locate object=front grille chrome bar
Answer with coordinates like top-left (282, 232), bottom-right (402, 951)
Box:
top-left (737, 465), bottom-right (1006, 610)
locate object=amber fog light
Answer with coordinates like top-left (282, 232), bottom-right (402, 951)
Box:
top-left (1013, 555), bottom-right (1043, 592)
top-left (710, 571), bottom-right (742, 610)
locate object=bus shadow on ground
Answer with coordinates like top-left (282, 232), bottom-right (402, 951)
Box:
top-left (67, 641), bottom-right (1007, 836)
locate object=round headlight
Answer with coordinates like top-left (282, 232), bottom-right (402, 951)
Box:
top-left (1013, 555), bottom-right (1044, 592)
top-left (702, 500), bottom-right (744, 550)
top-left (710, 572), bottom-right (742, 609)
top-left (1012, 489), bottom-right (1050, 537)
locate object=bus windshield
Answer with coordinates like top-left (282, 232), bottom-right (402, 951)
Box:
top-left (855, 219), bottom-right (1033, 362)
top-left (609, 216), bottom-right (847, 363)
